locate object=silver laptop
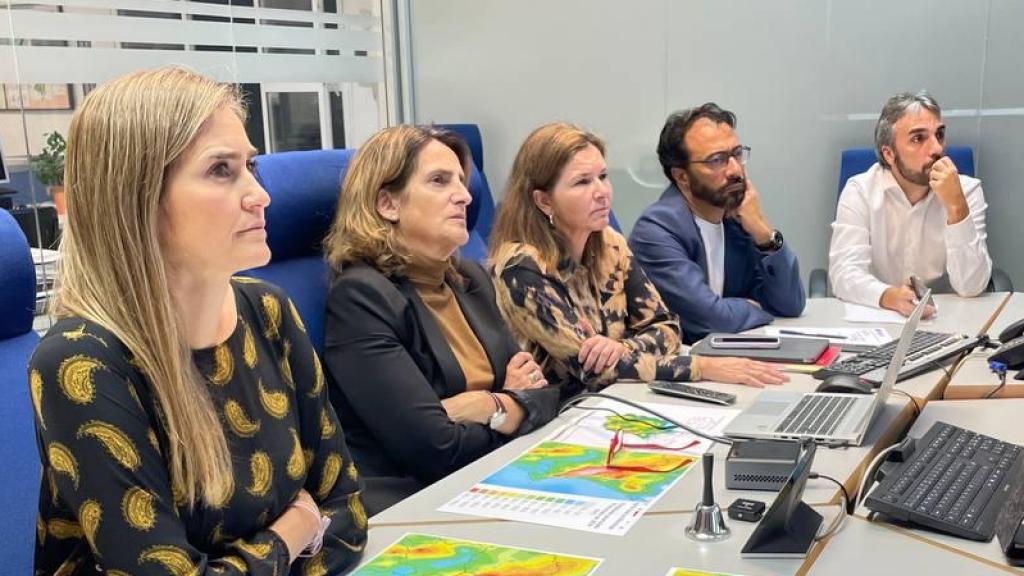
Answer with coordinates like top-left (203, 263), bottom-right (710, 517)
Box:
top-left (724, 291), bottom-right (929, 446)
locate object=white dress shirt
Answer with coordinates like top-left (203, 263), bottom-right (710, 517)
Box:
top-left (695, 215), bottom-right (726, 297)
top-left (828, 162), bottom-right (992, 307)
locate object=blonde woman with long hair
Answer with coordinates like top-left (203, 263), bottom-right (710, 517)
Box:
top-left (489, 122), bottom-right (788, 398)
top-left (321, 125), bottom-right (558, 515)
top-left (29, 67), bottom-right (365, 574)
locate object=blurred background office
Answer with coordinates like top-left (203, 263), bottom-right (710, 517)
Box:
top-left (2, 0), bottom-right (1024, 327)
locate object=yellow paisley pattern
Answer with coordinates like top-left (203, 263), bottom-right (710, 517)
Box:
top-left (30, 369), bottom-right (44, 429)
top-left (286, 428), bottom-right (305, 480)
top-left (242, 320), bottom-right (258, 369)
top-left (107, 571), bottom-right (132, 576)
top-left (303, 551), bottom-right (327, 576)
top-left (319, 407), bottom-right (336, 439)
top-left (224, 399), bottom-right (261, 438)
top-left (349, 493), bottom-right (368, 530)
top-left (280, 339), bottom-right (295, 389)
top-left (231, 275), bottom-right (262, 284)
top-left (79, 500), bottom-right (101, 553)
top-left (126, 380), bottom-right (143, 410)
top-left (303, 449), bottom-right (315, 471)
top-left (147, 428), bottom-right (161, 453)
top-left (77, 420), bottom-right (141, 471)
top-left (221, 555), bottom-right (247, 572)
top-left (258, 380), bottom-right (289, 419)
top-left (62, 324), bottom-right (107, 347)
top-left (48, 442), bottom-right (79, 488)
top-left (122, 486), bottom-right (156, 531)
top-left (347, 460), bottom-right (359, 481)
top-left (309, 349), bottom-right (325, 398)
top-left (234, 539), bottom-right (273, 559)
top-left (317, 453), bottom-right (342, 499)
top-left (47, 518), bottom-right (82, 539)
top-left (58, 355), bottom-right (104, 404)
top-left (247, 451), bottom-right (272, 497)
top-left (289, 299), bottom-right (306, 333)
top-left (208, 342), bottom-right (234, 386)
top-left (261, 293), bottom-right (282, 340)
top-left (139, 545), bottom-right (199, 576)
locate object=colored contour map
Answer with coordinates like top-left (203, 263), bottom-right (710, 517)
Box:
top-left (482, 441), bottom-right (695, 502)
top-left (351, 533), bottom-right (600, 576)
top-left (603, 413), bottom-right (674, 438)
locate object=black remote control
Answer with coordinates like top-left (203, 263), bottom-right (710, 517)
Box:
top-left (647, 381), bottom-right (737, 405)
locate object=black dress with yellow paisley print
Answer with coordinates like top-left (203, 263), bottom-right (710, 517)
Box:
top-left (492, 228), bottom-right (697, 399)
top-left (28, 278), bottom-right (366, 575)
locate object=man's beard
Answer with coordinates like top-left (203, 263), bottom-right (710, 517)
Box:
top-left (688, 171), bottom-right (747, 211)
top-left (894, 151), bottom-right (941, 187)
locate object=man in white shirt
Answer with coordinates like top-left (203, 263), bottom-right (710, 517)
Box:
top-left (828, 91), bottom-right (992, 317)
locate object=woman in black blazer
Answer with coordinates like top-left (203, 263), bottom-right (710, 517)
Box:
top-left (322, 125), bottom-right (560, 515)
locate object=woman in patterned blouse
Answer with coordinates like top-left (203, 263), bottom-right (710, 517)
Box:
top-left (28, 67), bottom-right (366, 575)
top-left (489, 122), bottom-right (788, 398)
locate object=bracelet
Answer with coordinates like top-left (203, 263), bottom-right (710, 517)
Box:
top-left (490, 392), bottom-right (507, 414)
top-left (288, 499), bottom-right (331, 558)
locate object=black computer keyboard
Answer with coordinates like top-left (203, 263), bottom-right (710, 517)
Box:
top-left (813, 330), bottom-right (977, 385)
top-left (864, 421), bottom-right (1024, 541)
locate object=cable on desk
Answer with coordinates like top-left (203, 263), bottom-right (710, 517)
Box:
top-left (560, 404), bottom-right (678, 431)
top-left (855, 443), bottom-right (901, 510)
top-left (986, 360), bottom-right (1008, 399)
top-left (809, 472), bottom-right (849, 539)
top-left (892, 387), bottom-right (925, 414)
top-left (559, 392), bottom-right (734, 445)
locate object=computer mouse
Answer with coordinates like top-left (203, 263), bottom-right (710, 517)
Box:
top-left (815, 374), bottom-right (873, 394)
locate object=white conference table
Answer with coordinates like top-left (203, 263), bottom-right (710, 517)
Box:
top-left (356, 294), bottom-right (1014, 575)
top-left (363, 379), bottom-right (912, 575)
top-left (808, 400), bottom-right (1024, 575)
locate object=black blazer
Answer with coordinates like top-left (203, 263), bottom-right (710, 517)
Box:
top-left (324, 259), bottom-right (560, 515)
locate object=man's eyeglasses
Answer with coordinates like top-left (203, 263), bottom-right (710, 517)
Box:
top-left (604, 429), bottom-right (698, 473)
top-left (689, 145), bottom-right (751, 171)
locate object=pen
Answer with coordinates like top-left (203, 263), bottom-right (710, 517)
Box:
top-left (778, 329), bottom-right (848, 340)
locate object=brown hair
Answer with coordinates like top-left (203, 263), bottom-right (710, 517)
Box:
top-left (324, 124), bottom-right (471, 276)
top-left (56, 67), bottom-right (243, 507)
top-left (488, 122), bottom-right (608, 276)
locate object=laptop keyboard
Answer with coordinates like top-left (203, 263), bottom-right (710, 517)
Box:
top-left (774, 395), bottom-right (858, 436)
top-left (814, 330), bottom-right (976, 383)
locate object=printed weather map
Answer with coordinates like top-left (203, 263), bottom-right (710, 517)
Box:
top-left (481, 440), bottom-right (696, 501)
top-left (351, 533), bottom-right (601, 576)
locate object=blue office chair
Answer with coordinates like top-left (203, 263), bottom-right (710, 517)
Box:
top-left (246, 149), bottom-right (355, 355)
top-left (810, 146), bottom-right (1011, 296)
top-left (437, 124), bottom-right (497, 263)
top-left (0, 208), bottom-right (42, 574)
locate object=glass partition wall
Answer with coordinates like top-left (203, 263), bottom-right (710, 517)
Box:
top-left (0, 0), bottom-right (396, 333)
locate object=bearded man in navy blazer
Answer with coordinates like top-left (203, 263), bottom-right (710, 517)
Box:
top-left (628, 103), bottom-right (805, 344)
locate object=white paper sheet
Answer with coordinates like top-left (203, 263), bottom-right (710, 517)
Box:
top-left (438, 401), bottom-right (739, 536)
top-left (765, 326), bottom-right (893, 350)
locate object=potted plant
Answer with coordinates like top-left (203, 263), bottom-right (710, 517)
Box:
top-left (30, 131), bottom-right (67, 215)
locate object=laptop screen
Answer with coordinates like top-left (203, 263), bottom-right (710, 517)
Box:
top-left (875, 289), bottom-right (932, 405)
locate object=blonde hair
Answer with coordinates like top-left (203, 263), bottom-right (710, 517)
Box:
top-left (324, 124), bottom-right (471, 276)
top-left (55, 67), bottom-right (244, 508)
top-left (488, 122), bottom-right (608, 277)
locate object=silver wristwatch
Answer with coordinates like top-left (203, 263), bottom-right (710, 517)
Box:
top-left (488, 393), bottom-right (507, 430)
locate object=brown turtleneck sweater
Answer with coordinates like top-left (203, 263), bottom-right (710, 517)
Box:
top-left (406, 258), bottom-right (495, 391)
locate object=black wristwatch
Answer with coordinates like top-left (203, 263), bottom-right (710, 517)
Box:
top-left (756, 229), bottom-right (784, 252)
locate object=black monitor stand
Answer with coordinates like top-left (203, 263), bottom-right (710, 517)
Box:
top-left (741, 442), bottom-right (823, 558)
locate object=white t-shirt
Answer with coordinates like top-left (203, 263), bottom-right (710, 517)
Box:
top-left (695, 215), bottom-right (726, 297)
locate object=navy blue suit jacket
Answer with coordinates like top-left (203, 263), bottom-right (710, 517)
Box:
top-left (628, 185), bottom-right (805, 343)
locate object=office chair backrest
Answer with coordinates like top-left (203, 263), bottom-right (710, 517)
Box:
top-left (246, 149), bottom-right (355, 355)
top-left (838, 146), bottom-right (975, 197)
top-left (437, 124), bottom-right (496, 254)
top-left (0, 208), bottom-right (42, 574)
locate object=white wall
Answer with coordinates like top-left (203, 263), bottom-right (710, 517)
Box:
top-left (409, 0), bottom-right (1024, 289)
